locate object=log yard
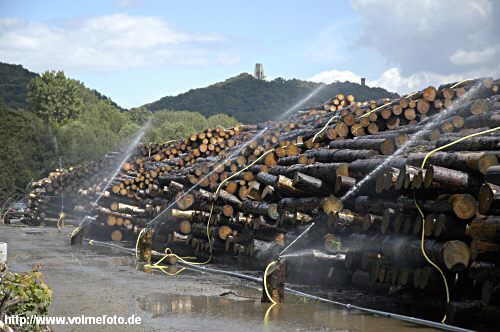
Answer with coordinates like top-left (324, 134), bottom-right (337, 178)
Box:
top-left (3, 77), bottom-right (499, 331)
top-left (1, 1), bottom-right (499, 331)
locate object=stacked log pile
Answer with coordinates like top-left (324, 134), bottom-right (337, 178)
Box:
top-left (26, 152), bottom-right (121, 225)
top-left (26, 77), bottom-right (500, 328)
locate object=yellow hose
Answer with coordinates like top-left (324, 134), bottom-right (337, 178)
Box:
top-left (413, 192), bottom-right (449, 323)
top-left (415, 125), bottom-right (499, 323)
top-left (263, 261), bottom-right (278, 304)
top-left (134, 229), bottom-right (212, 266)
top-left (420, 126), bottom-right (500, 169)
top-left (263, 302), bottom-right (277, 325)
top-left (57, 211), bottom-right (65, 229)
top-left (360, 91), bottom-right (419, 119)
top-left (312, 116), bottom-right (339, 143)
top-left (149, 265), bottom-right (186, 276)
top-left (450, 79), bottom-right (474, 89)
top-left (70, 226), bottom-right (81, 238)
top-left (135, 228), bottom-right (146, 260)
top-left (151, 248), bottom-right (211, 266)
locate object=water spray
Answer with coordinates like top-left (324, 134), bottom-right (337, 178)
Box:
top-left (57, 157), bottom-right (65, 229)
top-left (145, 84), bottom-right (326, 229)
top-left (70, 121), bottom-right (151, 244)
top-left (276, 84), bottom-right (326, 121)
top-left (262, 222), bottom-right (317, 304)
top-left (340, 81), bottom-right (482, 202)
top-left (278, 222), bottom-right (315, 258)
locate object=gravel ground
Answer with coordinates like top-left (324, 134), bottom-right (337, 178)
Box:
top-left (0, 225), bottom-right (254, 331)
top-left (0, 224), bottom-right (436, 332)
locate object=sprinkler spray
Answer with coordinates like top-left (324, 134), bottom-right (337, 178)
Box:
top-left (70, 121), bottom-right (151, 245)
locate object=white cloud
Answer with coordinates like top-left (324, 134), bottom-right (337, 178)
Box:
top-left (309, 70), bottom-right (362, 85)
top-left (370, 68), bottom-right (464, 94)
top-left (0, 14), bottom-right (239, 72)
top-left (309, 66), bottom-right (500, 95)
top-left (350, 0), bottom-right (500, 75)
top-left (449, 44), bottom-right (500, 65)
top-left (115, 0), bottom-right (143, 8)
top-left (311, 1), bottom-right (500, 95)
top-left (308, 1), bottom-right (500, 97)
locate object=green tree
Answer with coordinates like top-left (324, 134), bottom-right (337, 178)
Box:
top-left (0, 62), bottom-right (37, 109)
top-left (27, 71), bottom-right (83, 124)
top-left (144, 110), bottom-right (239, 142)
top-left (207, 113), bottom-right (240, 129)
top-left (0, 106), bottom-right (57, 204)
top-left (129, 106), bottom-right (151, 124)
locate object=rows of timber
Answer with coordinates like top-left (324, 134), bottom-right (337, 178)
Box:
top-left (24, 77), bottom-right (500, 328)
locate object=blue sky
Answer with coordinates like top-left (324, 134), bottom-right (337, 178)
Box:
top-left (1, 0), bottom-right (498, 108)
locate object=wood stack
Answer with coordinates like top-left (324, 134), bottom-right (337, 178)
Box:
top-left (26, 77), bottom-right (500, 328)
top-left (26, 152), bottom-right (121, 225)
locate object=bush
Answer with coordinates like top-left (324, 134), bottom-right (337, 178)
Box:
top-left (0, 264), bottom-right (52, 331)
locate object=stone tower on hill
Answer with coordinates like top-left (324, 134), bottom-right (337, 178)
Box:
top-left (254, 63), bottom-right (265, 80)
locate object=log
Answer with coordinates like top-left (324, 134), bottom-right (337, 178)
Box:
top-left (485, 165), bottom-right (500, 185)
top-left (479, 183), bottom-right (500, 214)
top-left (423, 165), bottom-right (481, 189)
top-left (305, 149), bottom-right (379, 163)
top-left (466, 216), bottom-right (500, 241)
top-left (435, 137), bottom-right (499, 151)
top-left (348, 158), bottom-right (406, 178)
top-left (138, 228), bottom-right (153, 263)
top-left (381, 235), bottom-right (470, 271)
top-left (329, 139), bottom-right (395, 155)
top-left (293, 172), bottom-right (335, 195)
top-left (470, 238), bottom-right (500, 261)
top-left (269, 163), bottom-right (349, 182)
top-left (335, 175), bottom-right (356, 193)
top-left (407, 152), bottom-right (498, 174)
top-left (278, 197), bottom-right (322, 213)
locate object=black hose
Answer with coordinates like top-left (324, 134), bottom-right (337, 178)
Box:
top-left (83, 239), bottom-right (474, 332)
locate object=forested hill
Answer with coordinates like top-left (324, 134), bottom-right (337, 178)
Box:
top-left (0, 62), bottom-right (37, 108)
top-left (0, 63), bottom-right (240, 205)
top-left (0, 62), bottom-right (125, 111)
top-left (144, 73), bottom-right (399, 123)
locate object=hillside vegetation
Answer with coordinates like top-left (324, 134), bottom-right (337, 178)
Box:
top-left (0, 62), bottom-right (37, 108)
top-left (144, 73), bottom-right (399, 123)
top-left (0, 64), bottom-right (238, 205)
top-left (0, 62), bottom-right (125, 111)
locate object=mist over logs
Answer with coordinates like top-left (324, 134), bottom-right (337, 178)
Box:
top-left (25, 78), bottom-right (500, 329)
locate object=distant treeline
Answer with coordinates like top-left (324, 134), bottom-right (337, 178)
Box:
top-left (144, 73), bottom-right (399, 123)
top-left (0, 64), bottom-right (238, 205)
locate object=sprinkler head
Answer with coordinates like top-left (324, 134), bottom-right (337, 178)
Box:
top-left (70, 226), bottom-right (84, 245)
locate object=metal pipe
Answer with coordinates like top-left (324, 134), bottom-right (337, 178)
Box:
top-left (82, 238), bottom-right (474, 332)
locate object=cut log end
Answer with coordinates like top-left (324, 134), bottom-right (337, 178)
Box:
top-left (451, 194), bottom-right (477, 220)
top-left (111, 230), bottom-right (123, 242)
top-left (322, 196), bottom-right (343, 215)
top-left (443, 240), bottom-right (470, 272)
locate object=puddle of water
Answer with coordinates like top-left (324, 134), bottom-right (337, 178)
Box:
top-left (136, 289), bottom-right (437, 332)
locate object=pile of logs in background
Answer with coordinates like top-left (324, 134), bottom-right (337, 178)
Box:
top-left (26, 152), bottom-right (121, 226)
top-left (25, 78), bottom-right (500, 329)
